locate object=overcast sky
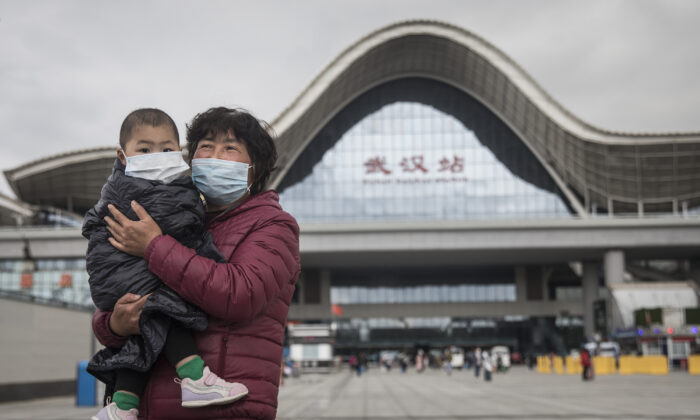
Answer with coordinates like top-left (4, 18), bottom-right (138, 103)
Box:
top-left (1, 0), bottom-right (699, 198)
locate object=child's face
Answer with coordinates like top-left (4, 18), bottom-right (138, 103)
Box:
top-left (118, 125), bottom-right (180, 164)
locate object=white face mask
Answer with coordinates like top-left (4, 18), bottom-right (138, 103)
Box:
top-left (124, 151), bottom-right (190, 184)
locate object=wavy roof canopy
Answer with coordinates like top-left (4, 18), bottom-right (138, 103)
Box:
top-left (269, 20), bottom-right (700, 215)
top-left (5, 21), bottom-right (700, 216)
top-left (4, 147), bottom-right (116, 215)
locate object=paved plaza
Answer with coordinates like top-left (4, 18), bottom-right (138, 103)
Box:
top-left (1, 367), bottom-right (699, 419)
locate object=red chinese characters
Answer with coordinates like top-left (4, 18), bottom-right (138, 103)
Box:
top-left (399, 155), bottom-right (429, 173)
top-left (438, 156), bottom-right (464, 173)
top-left (364, 156), bottom-right (392, 174)
top-left (364, 155), bottom-right (465, 175)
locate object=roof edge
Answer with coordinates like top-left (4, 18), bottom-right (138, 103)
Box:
top-left (0, 192), bottom-right (34, 217)
top-left (4, 147), bottom-right (116, 191)
top-left (269, 19), bottom-right (700, 145)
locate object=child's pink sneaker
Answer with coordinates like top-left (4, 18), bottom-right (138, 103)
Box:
top-left (178, 366), bottom-right (248, 408)
top-left (91, 402), bottom-right (138, 420)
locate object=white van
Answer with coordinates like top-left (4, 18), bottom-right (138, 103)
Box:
top-left (490, 346), bottom-right (511, 370)
top-left (584, 341), bottom-right (620, 357)
top-left (450, 346), bottom-right (465, 369)
top-left (288, 324), bottom-right (335, 373)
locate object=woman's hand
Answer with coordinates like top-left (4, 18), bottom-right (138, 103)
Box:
top-left (108, 293), bottom-right (150, 336)
top-left (105, 201), bottom-right (162, 257)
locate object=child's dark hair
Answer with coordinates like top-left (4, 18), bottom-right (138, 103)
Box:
top-left (119, 108), bottom-right (179, 149)
top-left (186, 107), bottom-right (277, 195)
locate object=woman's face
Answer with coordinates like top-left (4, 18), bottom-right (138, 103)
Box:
top-left (192, 131), bottom-right (254, 210)
top-left (193, 131), bottom-right (252, 165)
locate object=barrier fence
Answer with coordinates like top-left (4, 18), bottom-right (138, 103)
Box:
top-left (537, 355), bottom-right (682, 375)
top-left (689, 355), bottom-right (700, 375)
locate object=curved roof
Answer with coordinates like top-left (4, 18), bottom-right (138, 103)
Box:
top-left (6, 20), bottom-right (700, 215)
top-left (269, 20), bottom-right (700, 214)
top-left (4, 147), bottom-right (116, 215)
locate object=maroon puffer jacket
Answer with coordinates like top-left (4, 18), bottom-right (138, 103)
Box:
top-left (92, 190), bottom-right (300, 420)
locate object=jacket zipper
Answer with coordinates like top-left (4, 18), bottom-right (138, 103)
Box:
top-left (219, 334), bottom-right (229, 372)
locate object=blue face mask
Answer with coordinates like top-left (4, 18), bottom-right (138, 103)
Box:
top-left (191, 158), bottom-right (253, 206)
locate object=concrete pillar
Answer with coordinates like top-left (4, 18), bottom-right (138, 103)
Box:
top-left (604, 250), bottom-right (625, 336)
top-left (541, 267), bottom-right (552, 301)
top-left (320, 269), bottom-right (331, 306)
top-left (515, 266), bottom-right (527, 302)
top-left (604, 250), bottom-right (625, 285)
top-left (581, 262), bottom-right (598, 340)
top-left (297, 274), bottom-right (306, 304)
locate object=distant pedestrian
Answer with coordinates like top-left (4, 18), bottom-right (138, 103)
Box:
top-left (580, 348), bottom-right (593, 381)
top-left (474, 347), bottom-right (482, 378)
top-left (482, 351), bottom-right (492, 382)
top-left (357, 353), bottom-right (367, 376)
top-left (527, 353), bottom-right (535, 370)
top-left (416, 349), bottom-right (426, 373)
top-left (398, 353), bottom-right (408, 373)
top-left (444, 348), bottom-right (453, 376)
top-left (349, 355), bottom-right (357, 374)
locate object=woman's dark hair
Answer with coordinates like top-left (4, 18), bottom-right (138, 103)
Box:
top-left (186, 107), bottom-right (277, 195)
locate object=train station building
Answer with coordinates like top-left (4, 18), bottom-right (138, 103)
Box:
top-left (2, 21), bottom-right (700, 366)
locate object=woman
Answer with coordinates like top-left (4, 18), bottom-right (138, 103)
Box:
top-left (92, 107), bottom-right (301, 420)
top-left (580, 348), bottom-right (593, 381)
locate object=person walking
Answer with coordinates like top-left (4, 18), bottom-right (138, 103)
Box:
top-left (416, 349), bottom-right (425, 373)
top-left (349, 355), bottom-right (357, 374)
top-left (474, 347), bottom-right (482, 378)
top-left (444, 347), bottom-right (453, 376)
top-left (482, 351), bottom-right (493, 382)
top-left (580, 348), bottom-right (594, 381)
top-left (357, 353), bottom-right (367, 376)
top-left (398, 352), bottom-right (408, 373)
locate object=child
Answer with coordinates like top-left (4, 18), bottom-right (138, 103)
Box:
top-left (85, 109), bottom-right (248, 420)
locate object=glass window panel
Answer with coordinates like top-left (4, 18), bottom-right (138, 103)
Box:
top-left (329, 283), bottom-right (516, 304)
top-left (279, 102), bottom-right (571, 222)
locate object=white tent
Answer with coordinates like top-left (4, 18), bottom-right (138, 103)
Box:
top-left (609, 281), bottom-right (699, 328)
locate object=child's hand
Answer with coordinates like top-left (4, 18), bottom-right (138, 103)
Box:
top-left (109, 293), bottom-right (151, 336)
top-left (105, 201), bottom-right (162, 257)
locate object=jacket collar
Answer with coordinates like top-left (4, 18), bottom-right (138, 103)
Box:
top-left (206, 190), bottom-right (281, 227)
top-left (113, 158), bottom-right (126, 172)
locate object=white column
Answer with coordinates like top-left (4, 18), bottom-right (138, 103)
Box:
top-left (604, 250), bottom-right (625, 285)
top-left (604, 250), bottom-right (625, 335)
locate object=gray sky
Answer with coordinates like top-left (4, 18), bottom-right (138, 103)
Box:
top-left (1, 0), bottom-right (699, 198)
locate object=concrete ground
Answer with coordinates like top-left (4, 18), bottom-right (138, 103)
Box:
top-left (2, 366), bottom-right (699, 419)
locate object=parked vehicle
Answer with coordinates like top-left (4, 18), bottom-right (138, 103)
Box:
top-left (584, 341), bottom-right (620, 358)
top-left (490, 346), bottom-right (511, 371)
top-left (379, 350), bottom-right (398, 371)
top-left (450, 346), bottom-right (465, 369)
top-left (288, 324), bottom-right (335, 373)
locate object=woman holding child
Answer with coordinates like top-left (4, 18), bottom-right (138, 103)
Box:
top-left (92, 107), bottom-right (301, 420)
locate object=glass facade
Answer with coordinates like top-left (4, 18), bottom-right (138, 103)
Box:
top-left (333, 316), bottom-right (524, 349)
top-left (331, 283), bottom-right (516, 304)
top-left (329, 267), bottom-right (515, 305)
top-left (280, 101), bottom-right (571, 223)
top-left (0, 258), bottom-right (92, 309)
